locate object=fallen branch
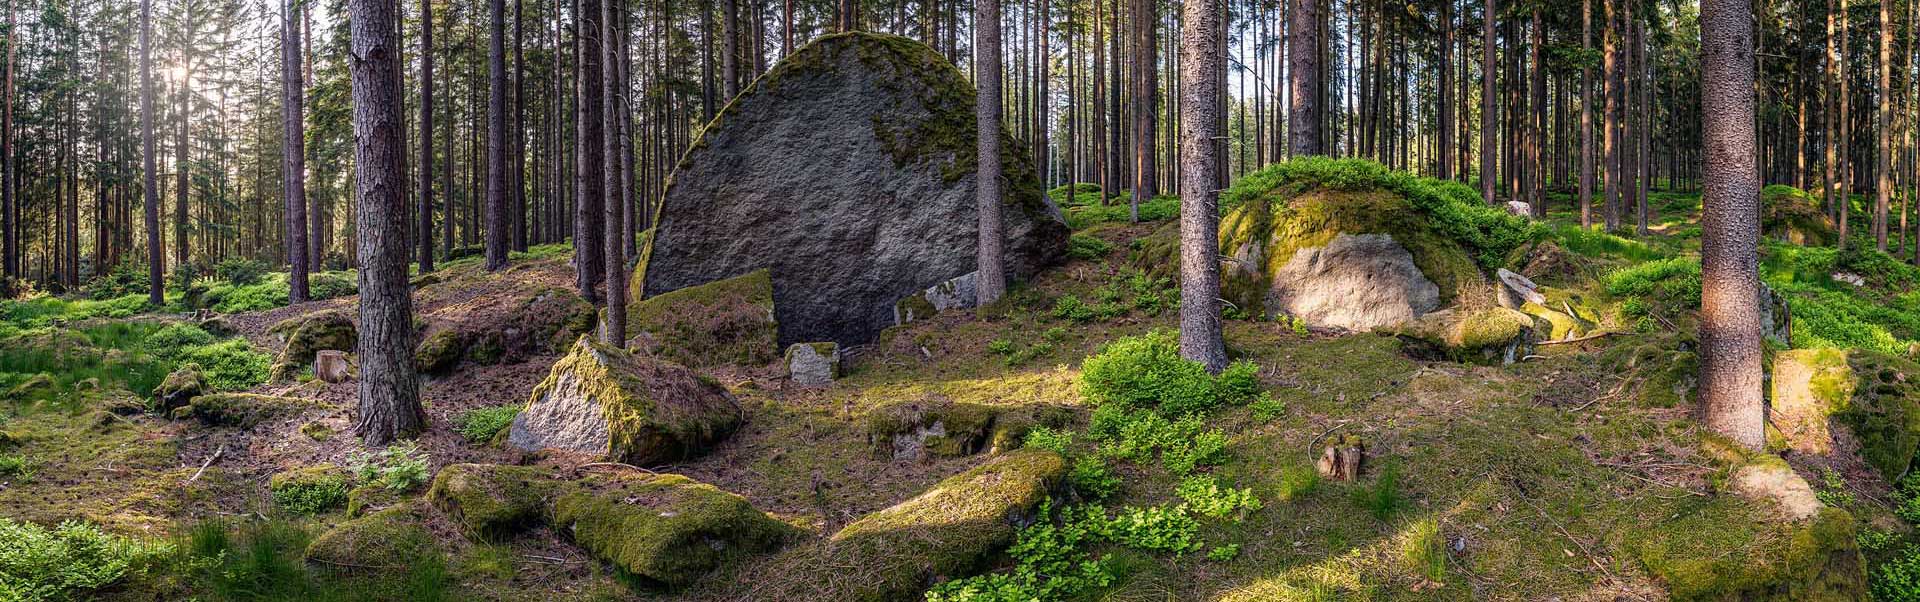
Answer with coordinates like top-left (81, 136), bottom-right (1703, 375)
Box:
top-left (184, 444), bottom-right (225, 485)
top-left (1538, 331), bottom-right (1626, 346)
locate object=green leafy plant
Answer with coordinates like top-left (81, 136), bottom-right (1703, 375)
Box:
top-left (1067, 234), bottom-right (1113, 260)
top-left (0, 518), bottom-right (173, 601)
top-left (271, 475), bottom-right (351, 515)
top-left (1024, 426), bottom-right (1074, 455)
top-left (1176, 475), bottom-right (1263, 519)
top-left (1070, 457), bottom-right (1122, 499)
top-left (1250, 392), bottom-right (1287, 420)
top-left (1814, 470), bottom-right (1855, 508)
top-left (454, 405), bottom-right (522, 443)
top-left (213, 258), bottom-right (271, 286)
top-left (177, 340), bottom-right (273, 391)
top-left (1052, 295), bottom-right (1096, 323)
top-left (0, 454), bottom-right (33, 480)
top-left (1080, 329), bottom-right (1221, 416)
top-left (144, 323), bottom-right (216, 360)
top-left (348, 441), bottom-right (432, 492)
top-left (1207, 544), bottom-right (1241, 562)
top-left (986, 339), bottom-right (1015, 355)
top-left (1875, 544), bottom-right (1920, 602)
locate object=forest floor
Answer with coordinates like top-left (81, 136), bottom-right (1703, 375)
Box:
top-left (2, 182), bottom-right (1914, 601)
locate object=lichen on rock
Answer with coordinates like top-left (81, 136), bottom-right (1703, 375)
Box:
top-left (785, 342), bottom-right (840, 386)
top-left (1391, 307), bottom-right (1536, 365)
top-left (507, 336), bottom-right (743, 466)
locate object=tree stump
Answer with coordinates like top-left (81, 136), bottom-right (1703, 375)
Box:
top-left (314, 351), bottom-right (352, 383)
top-left (1316, 435), bottom-right (1364, 481)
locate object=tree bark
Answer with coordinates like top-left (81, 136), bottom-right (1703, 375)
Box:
top-left (976, 0), bottom-right (1007, 306)
top-left (1178, 0), bottom-right (1226, 373)
top-left (1580, 0), bottom-right (1593, 228)
top-left (486, 0), bottom-right (510, 270)
top-left (1699, 0), bottom-right (1765, 450)
top-left (283, 0), bottom-right (310, 303)
top-left (1877, 0), bottom-right (1893, 251)
top-left (1129, 0), bottom-right (1158, 217)
top-left (1479, 0), bottom-right (1495, 203)
top-left (602, 0), bottom-right (626, 347)
top-left (140, 0), bottom-right (162, 304)
top-left (419, 0), bottom-right (435, 272)
top-left (348, 0), bottom-right (424, 446)
top-left (576, 0), bottom-right (606, 303)
top-left (1287, 0), bottom-right (1319, 155)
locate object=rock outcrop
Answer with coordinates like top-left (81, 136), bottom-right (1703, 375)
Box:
top-left (1771, 348), bottom-right (1920, 481)
top-left (1761, 184), bottom-right (1836, 246)
top-left (507, 336), bottom-right (743, 466)
top-left (636, 32), bottom-right (1068, 347)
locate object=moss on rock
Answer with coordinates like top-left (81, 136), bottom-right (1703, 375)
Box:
top-left (1762, 185), bottom-right (1837, 246)
top-left (414, 329), bottom-right (466, 374)
top-left (1629, 500), bottom-right (1865, 601)
top-left (551, 472), bottom-right (799, 587)
top-left (627, 269), bottom-right (779, 368)
top-left (270, 310), bottom-right (358, 381)
top-left (1391, 307), bottom-right (1535, 365)
top-left (304, 502), bottom-right (442, 573)
top-left (172, 393), bottom-right (317, 427)
top-left (151, 366), bottom-right (206, 412)
top-left (864, 399), bottom-right (999, 460)
top-left (509, 336), bottom-right (744, 466)
top-left (427, 463), bottom-right (562, 542)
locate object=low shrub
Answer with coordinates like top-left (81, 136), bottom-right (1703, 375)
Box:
top-left (213, 258), bottom-right (271, 286)
top-left (0, 518), bottom-right (173, 601)
top-left (177, 340), bottom-right (273, 392)
top-left (348, 441), bottom-right (432, 492)
top-left (1066, 234), bottom-right (1113, 260)
top-left (454, 405), bottom-right (522, 443)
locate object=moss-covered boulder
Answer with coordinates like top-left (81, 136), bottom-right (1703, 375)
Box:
top-left (172, 393), bottom-right (317, 427)
top-left (152, 366), bottom-right (206, 412)
top-left (507, 336), bottom-right (744, 465)
top-left (413, 329), bottom-right (465, 374)
top-left (1771, 348), bottom-right (1920, 481)
top-left (1134, 159), bottom-right (1531, 331)
top-left (269, 310), bottom-right (358, 381)
top-left (1629, 498), bottom-right (1864, 601)
top-left (637, 32), bottom-right (1067, 348)
top-left (785, 342), bottom-right (841, 386)
top-left (270, 464), bottom-right (352, 514)
top-left (5, 373), bottom-right (53, 401)
top-left (1762, 184), bottom-right (1837, 246)
top-left (304, 502), bottom-right (442, 573)
top-left (863, 399), bottom-right (997, 461)
top-left (427, 463), bottom-right (563, 541)
top-left (552, 472), bottom-right (799, 587)
top-left (1391, 307), bottom-right (1536, 365)
top-left (626, 269), bottom-right (779, 368)
top-left (413, 287), bottom-right (597, 375)
top-left (767, 449), bottom-right (1066, 601)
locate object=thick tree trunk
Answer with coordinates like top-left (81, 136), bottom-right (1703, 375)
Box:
top-left (1178, 0), bottom-right (1226, 373)
top-left (419, 0), bottom-right (435, 272)
top-left (2, 1), bottom-right (12, 280)
top-left (976, 0), bottom-right (1006, 306)
top-left (602, 0), bottom-right (626, 347)
top-left (175, 75), bottom-right (189, 268)
top-left (486, 0), bottom-right (510, 270)
top-left (1478, 0), bottom-right (1495, 203)
top-left (283, 0), bottom-right (309, 303)
top-left (1699, 0), bottom-right (1765, 450)
top-left (1287, 0), bottom-right (1319, 156)
top-left (576, 0), bottom-right (606, 303)
top-left (1603, 0), bottom-right (1620, 228)
top-left (348, 0), bottom-right (424, 446)
top-left (1878, 0), bottom-right (1893, 251)
top-left (140, 0), bottom-right (162, 304)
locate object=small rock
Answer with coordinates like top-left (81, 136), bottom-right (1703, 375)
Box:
top-left (152, 367), bottom-right (206, 412)
top-left (1729, 462), bottom-right (1823, 521)
top-left (785, 342), bottom-right (840, 386)
top-left (1505, 200), bottom-right (1533, 217)
top-left (314, 351), bottom-right (352, 383)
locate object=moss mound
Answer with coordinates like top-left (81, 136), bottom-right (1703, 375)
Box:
top-left (1628, 501), bottom-right (1865, 601)
top-left (151, 366), bottom-right (206, 412)
top-left (1391, 307), bottom-right (1537, 365)
top-left (760, 448), bottom-right (1066, 601)
top-left (1833, 350), bottom-right (1920, 481)
top-left (1762, 184), bottom-right (1836, 246)
top-left (427, 463), bottom-right (561, 541)
top-left (552, 472), bottom-right (800, 587)
top-left (172, 393), bottom-right (316, 427)
top-left (864, 399), bottom-right (998, 460)
top-left (627, 269), bottom-right (779, 368)
top-left (412, 287), bottom-right (597, 374)
top-left (269, 310), bottom-right (357, 380)
top-left (304, 502), bottom-right (441, 573)
top-left (270, 464), bottom-right (351, 514)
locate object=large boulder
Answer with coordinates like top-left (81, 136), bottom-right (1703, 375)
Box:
top-left (507, 336), bottom-right (744, 466)
top-left (1133, 158), bottom-right (1530, 332)
top-left (1762, 184), bottom-right (1836, 246)
top-left (413, 287), bottom-right (597, 374)
top-left (269, 310), bottom-right (358, 381)
top-left (1771, 348), bottom-right (1920, 481)
top-left (636, 32), bottom-right (1068, 347)
top-left (552, 473), bottom-right (800, 587)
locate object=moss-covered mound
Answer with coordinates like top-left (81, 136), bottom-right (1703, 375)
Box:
top-left (864, 399), bottom-right (997, 460)
top-left (1391, 307), bottom-right (1537, 365)
top-left (1628, 498), bottom-right (1864, 601)
top-left (627, 269), bottom-right (779, 368)
top-left (1762, 184), bottom-right (1836, 246)
top-left (1772, 347), bottom-right (1920, 481)
top-left (270, 464), bottom-right (351, 514)
top-left (304, 502), bottom-right (442, 573)
top-left (639, 32), bottom-right (1067, 348)
top-left (268, 310), bottom-right (357, 381)
top-left (552, 472), bottom-right (800, 587)
top-left (413, 287), bottom-right (596, 374)
top-left (757, 448), bottom-right (1066, 601)
top-left (172, 393), bottom-right (316, 427)
top-left (151, 366), bottom-right (206, 412)
top-left (1134, 158), bottom-right (1533, 328)
top-left (427, 463), bottom-right (562, 541)
top-left (507, 336), bottom-right (743, 465)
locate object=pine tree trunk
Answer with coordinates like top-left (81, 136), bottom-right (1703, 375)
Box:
top-left (976, 0), bottom-right (1007, 306)
top-left (576, 0), bottom-right (606, 304)
top-left (1699, 0), bottom-right (1765, 451)
top-left (1287, 0), bottom-right (1319, 156)
top-left (419, 0), bottom-right (435, 272)
top-left (1580, 0), bottom-right (1593, 228)
top-left (486, 0), bottom-right (510, 270)
top-left (1479, 0), bottom-right (1495, 203)
top-left (1878, 0), bottom-right (1893, 251)
top-left (1178, 0), bottom-right (1225, 373)
top-left (602, 0), bottom-right (626, 347)
top-left (284, 0), bottom-right (310, 302)
top-left (140, 0), bottom-right (162, 304)
top-left (348, 0), bottom-right (424, 446)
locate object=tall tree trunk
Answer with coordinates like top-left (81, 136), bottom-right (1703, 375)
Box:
top-left (1878, 0), bottom-right (1893, 251)
top-left (1828, 0), bottom-right (1841, 240)
top-left (1580, 0), bottom-right (1594, 227)
top-left (1035, 0), bottom-right (1049, 186)
top-left (486, 0), bottom-right (510, 270)
top-left (1699, 0), bottom-right (1765, 451)
top-left (1479, 0), bottom-right (1495, 203)
top-left (348, 0), bottom-right (424, 446)
top-left (2, 0), bottom-right (11, 280)
top-left (513, 0), bottom-right (527, 252)
top-left (1178, 0), bottom-right (1225, 372)
top-left (284, 0), bottom-right (310, 302)
top-left (576, 0), bottom-right (606, 303)
top-left (603, 0), bottom-right (626, 346)
top-left (723, 0), bottom-right (739, 99)
top-left (1840, 0), bottom-right (1852, 246)
top-left (1129, 0), bottom-right (1157, 219)
top-left (175, 73), bottom-right (189, 268)
top-left (1288, 0), bottom-right (1319, 155)
top-left (419, 0), bottom-right (435, 272)
top-left (1438, 0), bottom-right (1453, 180)
top-left (140, 0), bottom-right (162, 304)
top-left (976, 0), bottom-right (1006, 305)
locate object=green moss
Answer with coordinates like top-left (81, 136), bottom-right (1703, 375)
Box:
top-left (1762, 184), bottom-right (1837, 246)
top-left (413, 329), bottom-right (465, 374)
top-left (765, 448), bottom-right (1065, 601)
top-left (345, 483), bottom-right (405, 518)
top-left (273, 310), bottom-right (358, 370)
top-left (304, 502), bottom-right (441, 573)
top-left (151, 367), bottom-right (206, 411)
top-left (299, 421), bottom-right (333, 441)
top-left (863, 399), bottom-right (998, 458)
top-left (1832, 350), bottom-right (1920, 481)
top-left (173, 393), bottom-right (318, 427)
top-left (426, 463), bottom-right (560, 542)
top-left (550, 472), bottom-right (798, 587)
top-left (270, 464), bottom-right (351, 514)
top-left (1629, 501), bottom-right (1865, 601)
top-left (628, 269), bottom-right (779, 368)
top-left (530, 336), bottom-right (743, 465)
